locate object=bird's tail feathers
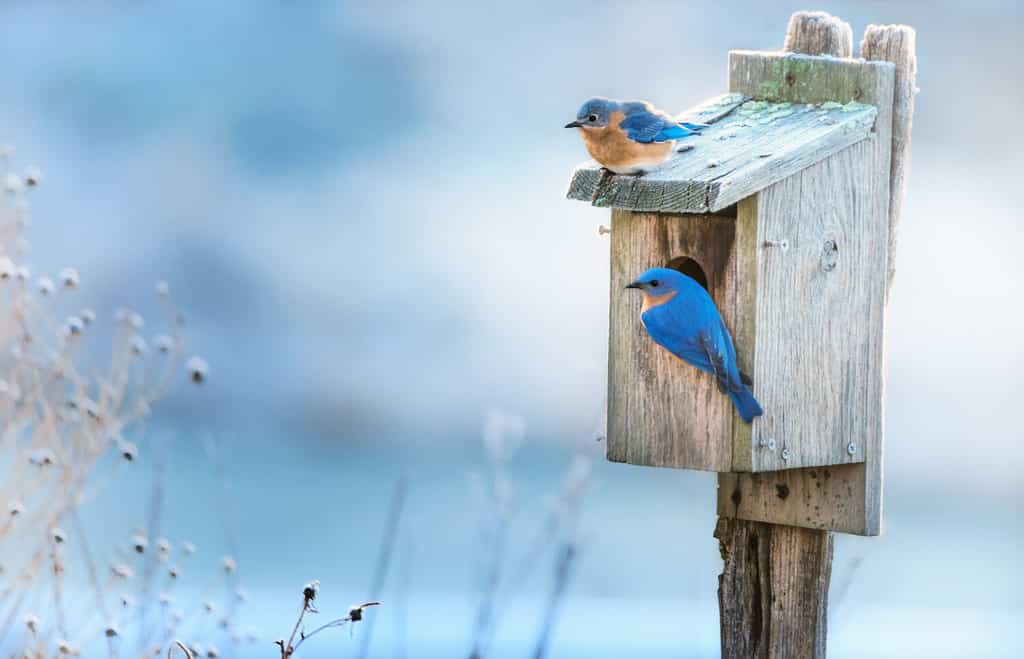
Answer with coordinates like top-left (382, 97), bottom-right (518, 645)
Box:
top-left (728, 386), bottom-right (764, 424)
top-left (680, 121), bottom-right (709, 132)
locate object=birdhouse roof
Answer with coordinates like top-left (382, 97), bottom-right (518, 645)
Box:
top-left (566, 92), bottom-right (877, 213)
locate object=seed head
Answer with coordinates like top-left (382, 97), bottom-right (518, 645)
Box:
top-left (181, 540), bottom-right (196, 555)
top-left (118, 440), bottom-right (138, 462)
top-left (24, 166), bottom-right (42, 187)
top-left (187, 356), bottom-right (209, 384)
top-left (303, 580), bottom-right (320, 603)
top-left (104, 625), bottom-right (119, 638)
top-left (24, 614), bottom-right (39, 633)
top-left (155, 280), bottom-right (170, 297)
top-left (0, 256), bottom-right (13, 279)
top-left (58, 267), bottom-right (78, 288)
top-left (222, 555), bottom-right (237, 574)
top-left (52, 527), bottom-right (67, 544)
top-left (8, 499), bottom-right (24, 516)
top-left (64, 316), bottom-right (85, 337)
top-left (111, 563), bottom-right (133, 579)
top-left (36, 277), bottom-right (54, 296)
top-left (130, 336), bottom-right (148, 357)
top-left (131, 531), bottom-right (148, 554)
top-left (155, 334), bottom-right (175, 354)
top-left (29, 448), bottom-right (56, 466)
top-left (80, 308), bottom-right (96, 325)
top-left (348, 601), bottom-right (381, 622)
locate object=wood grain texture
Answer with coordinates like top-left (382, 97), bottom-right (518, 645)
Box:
top-left (860, 24), bottom-right (917, 294)
top-left (718, 464), bottom-right (867, 535)
top-left (741, 144), bottom-right (887, 475)
top-left (729, 51), bottom-right (894, 107)
top-left (566, 94), bottom-right (877, 214)
top-left (783, 11), bottom-right (853, 57)
top-left (607, 209), bottom-right (750, 472)
top-left (716, 517), bottom-right (833, 658)
top-left (717, 38), bottom-right (895, 538)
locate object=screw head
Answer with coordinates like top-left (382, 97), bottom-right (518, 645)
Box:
top-left (781, 447), bottom-right (791, 460)
top-left (847, 442), bottom-right (857, 456)
top-left (766, 437), bottom-right (776, 450)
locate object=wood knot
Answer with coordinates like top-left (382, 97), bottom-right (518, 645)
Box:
top-left (821, 239), bottom-right (839, 271)
top-left (852, 87), bottom-right (863, 100)
top-left (775, 483), bottom-right (790, 500)
top-left (731, 489), bottom-right (742, 506)
top-left (785, 72), bottom-right (796, 86)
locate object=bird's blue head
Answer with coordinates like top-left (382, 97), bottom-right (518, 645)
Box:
top-left (625, 267), bottom-right (694, 301)
top-left (564, 97), bottom-right (619, 129)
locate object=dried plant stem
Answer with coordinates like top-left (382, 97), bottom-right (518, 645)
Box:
top-left (530, 543), bottom-right (579, 659)
top-left (280, 600), bottom-right (311, 658)
top-left (356, 476), bottom-right (408, 659)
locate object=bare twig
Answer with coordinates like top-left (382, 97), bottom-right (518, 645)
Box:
top-left (530, 543), bottom-right (580, 659)
top-left (356, 476), bottom-right (408, 659)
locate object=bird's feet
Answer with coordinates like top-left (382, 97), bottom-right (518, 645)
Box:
top-left (676, 144), bottom-right (695, 154)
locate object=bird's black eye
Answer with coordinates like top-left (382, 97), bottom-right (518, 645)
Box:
top-left (587, 114), bottom-right (598, 122)
top-left (649, 279), bottom-right (660, 287)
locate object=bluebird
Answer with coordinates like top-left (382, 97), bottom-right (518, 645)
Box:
top-left (626, 268), bottom-right (763, 423)
top-left (565, 97), bottom-right (707, 175)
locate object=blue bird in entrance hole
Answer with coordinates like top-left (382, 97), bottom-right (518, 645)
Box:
top-left (626, 267), bottom-right (763, 423)
top-left (565, 97), bottom-right (707, 175)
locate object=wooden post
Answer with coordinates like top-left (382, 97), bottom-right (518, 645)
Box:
top-left (716, 518), bottom-right (833, 658)
top-left (716, 12), bottom-right (914, 657)
top-left (714, 15), bottom-right (846, 658)
top-left (860, 24), bottom-right (917, 293)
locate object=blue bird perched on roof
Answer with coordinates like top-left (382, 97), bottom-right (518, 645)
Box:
top-left (626, 267), bottom-right (763, 423)
top-left (565, 97), bottom-right (707, 175)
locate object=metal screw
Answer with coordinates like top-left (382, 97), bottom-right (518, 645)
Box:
top-left (781, 447), bottom-right (791, 461)
top-left (598, 225), bottom-right (611, 236)
top-left (759, 437), bottom-right (775, 450)
top-left (847, 442), bottom-right (856, 456)
top-left (764, 239), bottom-right (790, 251)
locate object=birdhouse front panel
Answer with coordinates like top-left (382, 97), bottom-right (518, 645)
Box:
top-left (607, 209), bottom-right (754, 472)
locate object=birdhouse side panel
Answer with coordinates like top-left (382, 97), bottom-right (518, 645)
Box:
top-left (607, 210), bottom-right (751, 472)
top-left (746, 141), bottom-right (888, 473)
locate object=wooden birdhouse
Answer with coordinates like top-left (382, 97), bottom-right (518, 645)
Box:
top-left (568, 49), bottom-right (904, 536)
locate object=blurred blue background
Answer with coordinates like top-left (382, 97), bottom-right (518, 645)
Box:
top-left (1, 1), bottom-right (1021, 657)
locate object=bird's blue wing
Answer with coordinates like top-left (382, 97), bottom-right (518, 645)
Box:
top-left (620, 110), bottom-right (703, 144)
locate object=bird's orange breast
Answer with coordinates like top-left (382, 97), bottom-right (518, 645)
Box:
top-left (579, 111), bottom-right (673, 172)
top-left (641, 290), bottom-right (677, 313)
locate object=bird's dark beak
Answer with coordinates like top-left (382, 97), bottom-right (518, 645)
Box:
top-left (564, 120), bottom-right (583, 128)
top-left (625, 281), bottom-right (643, 290)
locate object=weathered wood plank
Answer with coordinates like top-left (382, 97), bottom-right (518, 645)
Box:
top-left (860, 24), bottom-right (917, 294)
top-left (607, 210), bottom-right (746, 472)
top-left (729, 51), bottom-right (895, 107)
top-left (740, 142), bottom-right (887, 475)
top-left (566, 94), bottom-right (877, 214)
top-left (716, 517), bottom-right (833, 658)
top-left (718, 464), bottom-right (867, 535)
